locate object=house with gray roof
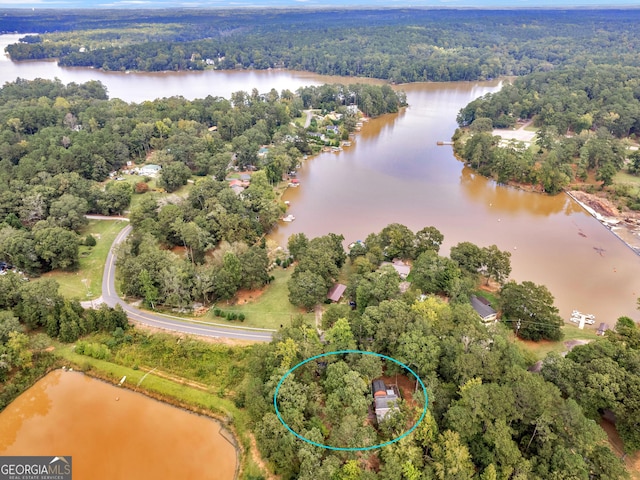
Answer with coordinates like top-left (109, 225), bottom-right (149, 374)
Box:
top-left (372, 379), bottom-right (400, 422)
top-left (470, 295), bottom-right (497, 323)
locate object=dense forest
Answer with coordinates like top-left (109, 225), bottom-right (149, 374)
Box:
top-left (5, 9), bottom-right (640, 82)
top-left (454, 64), bottom-right (640, 197)
top-left (0, 78), bottom-right (403, 284)
top-left (238, 229), bottom-right (630, 479)
top-left (287, 223), bottom-right (562, 342)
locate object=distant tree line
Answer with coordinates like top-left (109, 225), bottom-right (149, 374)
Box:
top-left (7, 9), bottom-right (640, 83)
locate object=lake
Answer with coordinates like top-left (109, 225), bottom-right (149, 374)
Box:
top-left (0, 370), bottom-right (237, 480)
top-left (1, 33), bottom-right (639, 324)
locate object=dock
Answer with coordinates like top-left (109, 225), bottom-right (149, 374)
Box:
top-left (569, 309), bottom-right (595, 329)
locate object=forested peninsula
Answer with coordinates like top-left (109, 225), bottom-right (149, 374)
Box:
top-left (454, 65), bottom-right (638, 194)
top-left (4, 9), bottom-right (640, 83)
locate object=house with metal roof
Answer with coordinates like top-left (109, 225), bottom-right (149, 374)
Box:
top-left (470, 295), bottom-right (497, 323)
top-left (327, 283), bottom-right (347, 303)
top-left (372, 379), bottom-right (400, 422)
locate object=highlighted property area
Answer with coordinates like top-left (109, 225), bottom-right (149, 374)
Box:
top-left (273, 350), bottom-right (428, 451)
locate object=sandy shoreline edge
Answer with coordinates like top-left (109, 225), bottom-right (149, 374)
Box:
top-left (565, 190), bottom-right (640, 257)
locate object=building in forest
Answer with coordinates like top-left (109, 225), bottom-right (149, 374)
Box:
top-left (372, 379), bottom-right (400, 422)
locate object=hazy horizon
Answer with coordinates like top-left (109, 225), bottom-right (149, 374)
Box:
top-left (2, 1), bottom-right (640, 10)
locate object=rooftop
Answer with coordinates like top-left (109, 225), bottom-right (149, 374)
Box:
top-left (470, 295), bottom-right (497, 321)
top-left (327, 283), bottom-right (347, 302)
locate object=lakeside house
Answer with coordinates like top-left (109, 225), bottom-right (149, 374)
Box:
top-left (229, 178), bottom-right (250, 195)
top-left (470, 295), bottom-right (498, 323)
top-left (372, 379), bottom-right (400, 422)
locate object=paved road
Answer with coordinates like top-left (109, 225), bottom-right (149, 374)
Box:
top-left (102, 224), bottom-right (275, 342)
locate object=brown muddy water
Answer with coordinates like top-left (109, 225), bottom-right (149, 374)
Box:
top-left (0, 370), bottom-right (237, 480)
top-left (1, 34), bottom-right (639, 324)
top-left (272, 81), bottom-right (640, 324)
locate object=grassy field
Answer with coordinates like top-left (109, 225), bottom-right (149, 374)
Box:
top-left (209, 267), bottom-right (314, 330)
top-left (39, 219), bottom-right (128, 300)
top-left (515, 324), bottom-right (600, 361)
top-left (614, 169), bottom-right (640, 188)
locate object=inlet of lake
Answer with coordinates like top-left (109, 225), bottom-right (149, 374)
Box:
top-left (1, 33), bottom-right (639, 324)
top-left (0, 370), bottom-right (237, 479)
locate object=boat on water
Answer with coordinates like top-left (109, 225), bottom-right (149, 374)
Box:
top-left (282, 214), bottom-right (295, 222)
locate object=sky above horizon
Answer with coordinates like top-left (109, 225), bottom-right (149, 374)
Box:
top-left (1, 0), bottom-right (640, 9)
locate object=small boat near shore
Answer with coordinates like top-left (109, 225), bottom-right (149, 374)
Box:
top-left (282, 214), bottom-right (295, 222)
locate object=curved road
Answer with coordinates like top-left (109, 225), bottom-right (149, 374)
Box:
top-left (102, 223), bottom-right (274, 342)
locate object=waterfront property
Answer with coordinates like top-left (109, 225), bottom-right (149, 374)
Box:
top-left (381, 260), bottom-right (411, 279)
top-left (470, 295), bottom-right (498, 323)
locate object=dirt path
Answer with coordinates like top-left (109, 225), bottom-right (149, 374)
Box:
top-left (315, 305), bottom-right (324, 336)
top-left (303, 109), bottom-right (314, 128)
top-left (136, 366), bottom-right (210, 391)
top-left (248, 433), bottom-right (277, 480)
top-left (492, 120), bottom-right (536, 143)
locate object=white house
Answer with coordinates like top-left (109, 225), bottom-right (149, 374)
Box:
top-left (139, 164), bottom-right (162, 177)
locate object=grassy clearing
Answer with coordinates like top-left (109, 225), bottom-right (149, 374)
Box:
top-left (292, 114), bottom-right (306, 128)
top-left (211, 267), bottom-right (313, 330)
top-left (39, 219), bottom-right (128, 300)
top-left (515, 324), bottom-right (600, 361)
top-left (55, 342), bottom-right (239, 414)
top-left (614, 170), bottom-right (640, 187)
top-left (473, 289), bottom-right (499, 306)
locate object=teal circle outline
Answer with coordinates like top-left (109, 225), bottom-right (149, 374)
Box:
top-left (273, 349), bottom-right (428, 451)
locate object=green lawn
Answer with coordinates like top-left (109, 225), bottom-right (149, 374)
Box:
top-left (117, 174), bottom-right (194, 211)
top-left (55, 342), bottom-right (237, 414)
top-left (40, 219), bottom-right (128, 300)
top-left (614, 169), bottom-right (640, 187)
top-left (209, 267), bottom-right (314, 330)
top-left (515, 324), bottom-right (600, 361)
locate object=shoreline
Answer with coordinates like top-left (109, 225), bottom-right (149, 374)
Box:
top-left (565, 190), bottom-right (640, 257)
